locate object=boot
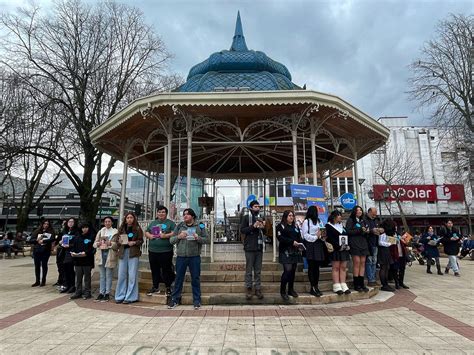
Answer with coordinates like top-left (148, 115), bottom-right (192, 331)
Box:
top-left (353, 276), bottom-right (362, 292)
top-left (436, 265), bottom-right (443, 275)
top-left (333, 283), bottom-right (343, 295)
top-left (399, 269), bottom-right (409, 289)
top-left (245, 287), bottom-right (253, 300)
top-left (280, 283), bottom-right (289, 301)
top-left (360, 277), bottom-right (369, 293)
top-left (341, 283), bottom-right (351, 295)
top-left (426, 265), bottom-right (432, 274)
top-left (288, 280), bottom-right (298, 297)
top-left (394, 276), bottom-right (400, 289)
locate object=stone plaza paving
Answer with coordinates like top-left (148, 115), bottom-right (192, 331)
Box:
top-left (0, 255), bottom-right (472, 354)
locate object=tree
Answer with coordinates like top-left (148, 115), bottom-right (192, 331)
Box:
top-left (1, 0), bottom-right (177, 224)
top-left (408, 14), bottom-right (474, 224)
top-left (374, 144), bottom-right (423, 233)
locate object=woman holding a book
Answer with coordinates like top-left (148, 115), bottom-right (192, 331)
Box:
top-left (93, 216), bottom-right (118, 302)
top-left (421, 226), bottom-right (443, 275)
top-left (30, 219), bottom-right (56, 287)
top-left (325, 210), bottom-right (351, 295)
top-left (276, 210), bottom-right (303, 301)
top-left (301, 206), bottom-right (325, 297)
top-left (113, 212), bottom-right (143, 304)
top-left (345, 206), bottom-right (370, 292)
top-left (69, 222), bottom-right (95, 300)
top-left (377, 219), bottom-right (396, 292)
top-left (58, 218), bottom-right (79, 293)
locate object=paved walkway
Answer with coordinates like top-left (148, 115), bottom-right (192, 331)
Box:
top-left (0, 255), bottom-right (472, 354)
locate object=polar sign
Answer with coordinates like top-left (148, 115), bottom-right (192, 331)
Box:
top-left (340, 193), bottom-right (357, 210)
top-left (372, 184), bottom-right (465, 202)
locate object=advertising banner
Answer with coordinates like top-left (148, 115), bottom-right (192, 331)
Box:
top-left (290, 184), bottom-right (329, 225)
top-left (373, 184), bottom-right (465, 202)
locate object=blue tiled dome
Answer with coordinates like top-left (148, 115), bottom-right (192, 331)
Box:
top-left (178, 12), bottom-right (299, 92)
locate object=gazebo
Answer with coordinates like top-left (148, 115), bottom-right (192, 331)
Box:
top-left (90, 12), bottom-right (390, 225)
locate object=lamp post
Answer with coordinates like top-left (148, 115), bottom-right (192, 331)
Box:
top-left (4, 206), bottom-right (12, 232)
top-left (358, 178), bottom-right (366, 210)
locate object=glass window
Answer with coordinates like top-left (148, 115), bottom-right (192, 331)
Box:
top-left (130, 175), bottom-right (145, 189)
top-left (277, 178), bottom-right (284, 197)
top-left (346, 178), bottom-right (354, 193)
top-left (285, 178), bottom-right (292, 197)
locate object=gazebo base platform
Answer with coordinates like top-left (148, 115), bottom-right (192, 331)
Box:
top-left (138, 261), bottom-right (379, 306)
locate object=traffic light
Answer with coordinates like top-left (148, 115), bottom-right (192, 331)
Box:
top-left (134, 204), bottom-right (142, 216)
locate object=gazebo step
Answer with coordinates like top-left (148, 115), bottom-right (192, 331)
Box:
top-left (139, 270), bottom-right (335, 282)
top-left (138, 287), bottom-right (378, 306)
top-left (138, 280), bottom-right (351, 294)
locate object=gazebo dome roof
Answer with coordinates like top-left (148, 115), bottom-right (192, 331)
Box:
top-left (178, 12), bottom-right (300, 92)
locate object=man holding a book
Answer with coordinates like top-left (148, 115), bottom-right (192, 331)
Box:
top-left (145, 205), bottom-right (176, 296)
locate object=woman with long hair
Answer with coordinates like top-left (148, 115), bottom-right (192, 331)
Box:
top-left (346, 205), bottom-right (370, 292)
top-left (30, 219), bottom-right (56, 287)
top-left (59, 218), bottom-right (79, 294)
top-left (325, 210), bottom-right (351, 295)
top-left (301, 206), bottom-right (325, 297)
top-left (378, 219), bottom-right (396, 292)
top-left (276, 210), bottom-right (303, 301)
top-left (113, 212), bottom-right (143, 304)
top-left (93, 216), bottom-right (118, 302)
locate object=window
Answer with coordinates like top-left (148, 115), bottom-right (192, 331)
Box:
top-left (131, 176), bottom-right (145, 189)
top-left (346, 178), bottom-right (354, 193)
top-left (277, 178), bottom-right (284, 197)
top-left (285, 178), bottom-right (292, 197)
top-left (331, 178), bottom-right (339, 196)
top-left (269, 180), bottom-right (276, 197)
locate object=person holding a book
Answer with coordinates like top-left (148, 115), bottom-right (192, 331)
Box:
top-left (301, 206), bottom-right (325, 297)
top-left (325, 210), bottom-right (351, 295)
top-left (168, 208), bottom-right (208, 310)
top-left (30, 219), bottom-right (56, 287)
top-left (113, 212), bottom-right (144, 304)
top-left (145, 205), bottom-right (176, 297)
top-left (377, 219), bottom-right (396, 292)
top-left (421, 226), bottom-right (443, 275)
top-left (276, 210), bottom-right (303, 301)
top-left (58, 218), bottom-right (79, 293)
top-left (69, 222), bottom-right (95, 300)
top-left (439, 219), bottom-right (462, 276)
top-left (346, 205), bottom-right (370, 292)
top-left (93, 216), bottom-right (118, 302)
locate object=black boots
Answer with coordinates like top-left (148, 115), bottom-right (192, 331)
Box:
top-left (427, 265), bottom-right (433, 274)
top-left (280, 283), bottom-right (289, 301)
top-left (398, 270), bottom-right (409, 289)
top-left (310, 286), bottom-right (322, 297)
top-left (354, 276), bottom-right (369, 293)
top-left (437, 265), bottom-right (443, 275)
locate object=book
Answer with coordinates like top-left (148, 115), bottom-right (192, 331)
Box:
top-left (151, 225), bottom-right (161, 238)
top-left (388, 236), bottom-right (397, 245)
top-left (120, 234), bottom-right (129, 245)
top-left (339, 235), bottom-right (348, 247)
top-left (62, 235), bottom-right (70, 247)
top-left (42, 233), bottom-right (52, 241)
top-left (186, 227), bottom-right (196, 240)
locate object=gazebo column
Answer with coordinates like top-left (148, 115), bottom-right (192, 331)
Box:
top-left (144, 170), bottom-right (151, 220)
top-left (166, 134), bottom-right (173, 209)
top-left (353, 150), bottom-right (361, 203)
top-left (163, 145), bottom-right (169, 209)
top-left (118, 150), bottom-right (129, 223)
top-left (292, 130), bottom-right (298, 184)
top-left (311, 131), bottom-right (317, 185)
top-left (186, 131), bottom-right (193, 206)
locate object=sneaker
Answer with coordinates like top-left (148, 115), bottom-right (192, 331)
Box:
top-left (95, 294), bottom-right (105, 301)
top-left (280, 293), bottom-right (289, 301)
top-left (82, 294), bottom-right (91, 300)
top-left (381, 285), bottom-right (395, 292)
top-left (288, 290), bottom-right (298, 298)
top-left (194, 304), bottom-right (201, 310)
top-left (31, 282), bottom-right (40, 287)
top-left (122, 300), bottom-right (131, 304)
top-left (70, 294), bottom-right (82, 300)
top-left (167, 300), bottom-right (178, 309)
top-left (103, 294), bottom-right (110, 302)
top-left (245, 287), bottom-right (253, 300)
top-left (147, 287), bottom-right (160, 296)
top-left (454, 272), bottom-right (460, 277)
top-left (255, 289), bottom-right (264, 300)
top-left (367, 281), bottom-right (377, 287)
top-left (115, 299), bottom-right (123, 304)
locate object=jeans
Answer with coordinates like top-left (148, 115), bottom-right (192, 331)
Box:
top-left (303, 257), bottom-right (308, 270)
top-left (115, 248), bottom-right (140, 302)
top-left (99, 250), bottom-right (113, 295)
top-left (171, 256), bottom-right (201, 306)
top-left (34, 252), bottom-right (50, 283)
top-left (148, 250), bottom-right (174, 289)
top-left (74, 265), bottom-right (92, 296)
top-left (245, 251), bottom-right (263, 290)
top-left (446, 255), bottom-right (459, 272)
top-left (365, 246), bottom-right (378, 282)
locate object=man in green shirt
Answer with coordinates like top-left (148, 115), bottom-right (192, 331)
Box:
top-left (145, 205), bottom-right (176, 296)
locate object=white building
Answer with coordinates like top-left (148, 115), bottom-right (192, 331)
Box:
top-left (357, 116), bottom-right (472, 233)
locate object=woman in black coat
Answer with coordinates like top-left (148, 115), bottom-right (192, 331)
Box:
top-left (421, 226), bottom-right (443, 275)
top-left (69, 222), bottom-right (95, 300)
top-left (276, 210), bottom-right (303, 301)
top-left (439, 220), bottom-right (462, 276)
top-left (30, 219), bottom-right (56, 287)
top-left (325, 210), bottom-right (351, 295)
top-left (59, 218), bottom-right (79, 293)
top-left (345, 205), bottom-right (370, 292)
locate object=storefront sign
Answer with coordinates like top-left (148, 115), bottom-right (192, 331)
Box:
top-left (373, 184), bottom-right (465, 202)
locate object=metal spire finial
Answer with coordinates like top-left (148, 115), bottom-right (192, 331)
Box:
top-left (230, 11), bottom-right (248, 51)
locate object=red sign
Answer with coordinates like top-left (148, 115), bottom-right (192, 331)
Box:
top-left (373, 184), bottom-right (465, 202)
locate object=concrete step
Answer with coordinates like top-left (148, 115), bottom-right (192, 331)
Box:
top-left (138, 270), bottom-right (335, 283)
top-left (138, 280), bottom-right (351, 294)
top-left (140, 260), bottom-right (309, 272)
top-left (138, 287), bottom-right (378, 306)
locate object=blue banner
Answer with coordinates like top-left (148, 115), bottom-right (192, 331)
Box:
top-left (290, 184), bottom-right (329, 225)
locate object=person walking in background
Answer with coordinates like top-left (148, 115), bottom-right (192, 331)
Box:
top-left (93, 216), bottom-right (118, 302)
top-left (168, 208), bottom-right (208, 310)
top-left (240, 200), bottom-right (265, 300)
top-left (59, 218), bottom-right (79, 294)
top-left (346, 206), bottom-right (370, 292)
top-left (421, 226), bottom-right (443, 275)
top-left (325, 210), bottom-right (351, 295)
top-left (113, 212), bottom-right (143, 304)
top-left (276, 210), bottom-right (303, 301)
top-left (364, 207), bottom-right (383, 287)
top-left (439, 219), bottom-right (462, 277)
top-left (69, 222), bottom-right (95, 300)
top-left (30, 219), bottom-right (55, 287)
top-left (145, 205), bottom-right (176, 297)
top-left (301, 206), bottom-right (325, 297)
top-left (377, 219), bottom-right (396, 292)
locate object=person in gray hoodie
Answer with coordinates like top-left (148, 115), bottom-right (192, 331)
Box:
top-left (168, 208), bottom-right (208, 310)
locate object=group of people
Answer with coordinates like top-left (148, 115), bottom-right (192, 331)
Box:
top-left (0, 232), bottom-right (25, 257)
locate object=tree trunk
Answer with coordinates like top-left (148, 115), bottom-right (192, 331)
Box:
top-left (16, 209), bottom-right (29, 233)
